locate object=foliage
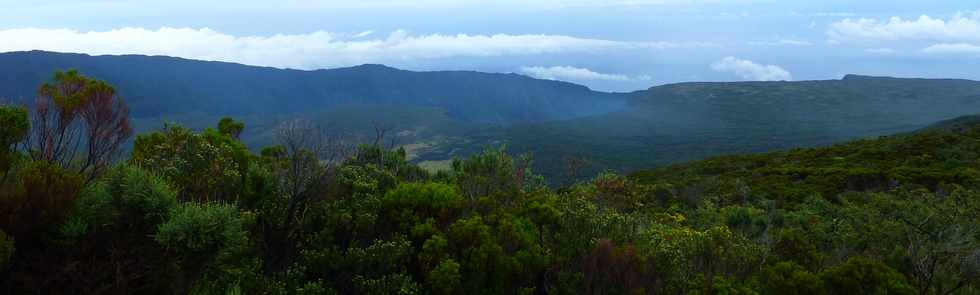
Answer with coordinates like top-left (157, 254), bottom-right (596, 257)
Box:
top-left (381, 182), bottom-right (462, 229)
top-left (0, 104), bottom-right (28, 149)
top-left (0, 104), bottom-right (28, 179)
top-left (427, 258), bottom-right (461, 295)
top-left (218, 117), bottom-right (245, 140)
top-left (0, 160), bottom-right (84, 241)
top-left (155, 202), bottom-right (246, 257)
top-left (62, 165), bottom-right (178, 238)
top-left (583, 239), bottom-right (660, 294)
top-left (155, 202), bottom-right (249, 293)
top-left (757, 262), bottom-right (824, 295)
top-left (820, 256), bottom-right (916, 295)
top-left (51, 165), bottom-right (179, 294)
top-left (645, 224), bottom-right (765, 293)
top-left (26, 70), bottom-right (133, 181)
top-left (130, 122), bottom-right (250, 201)
top-left (5, 70), bottom-right (980, 294)
top-left (0, 230), bottom-right (13, 269)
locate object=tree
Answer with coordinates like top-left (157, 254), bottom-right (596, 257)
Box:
top-left (0, 230), bottom-right (13, 269)
top-left (25, 70), bottom-right (132, 182)
top-left (63, 166), bottom-right (178, 238)
top-left (130, 122), bottom-right (250, 201)
top-left (347, 144), bottom-right (428, 183)
top-left (260, 119), bottom-right (348, 275)
top-left (0, 160), bottom-right (84, 242)
top-left (0, 104), bottom-right (27, 152)
top-left (428, 259), bottom-right (461, 295)
top-left (57, 166), bottom-right (179, 294)
top-left (155, 202), bottom-right (247, 295)
top-left (850, 191), bottom-right (980, 295)
top-left (772, 228), bottom-right (823, 270)
top-left (218, 117), bottom-right (245, 140)
top-left (758, 262), bottom-right (824, 295)
top-left (452, 146), bottom-right (533, 205)
top-left (645, 225), bottom-right (765, 293)
top-left (381, 182), bottom-right (463, 232)
top-left (560, 153), bottom-right (591, 186)
top-left (77, 80), bottom-right (133, 181)
top-left (371, 121), bottom-right (395, 170)
top-left (583, 239), bottom-right (660, 294)
top-left (820, 256), bottom-right (916, 295)
top-left (0, 104), bottom-right (29, 181)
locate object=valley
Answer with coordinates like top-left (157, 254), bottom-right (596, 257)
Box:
top-left (7, 51), bottom-right (976, 183)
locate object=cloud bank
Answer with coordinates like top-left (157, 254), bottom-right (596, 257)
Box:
top-left (710, 56), bottom-right (791, 81)
top-left (0, 27), bottom-right (715, 70)
top-left (521, 66), bottom-right (644, 82)
top-left (922, 43), bottom-right (980, 55)
top-left (864, 48), bottom-right (898, 54)
top-left (748, 39), bottom-right (812, 47)
top-left (828, 11), bottom-right (980, 42)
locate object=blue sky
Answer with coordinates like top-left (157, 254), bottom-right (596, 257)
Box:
top-left (2, 0), bottom-right (980, 91)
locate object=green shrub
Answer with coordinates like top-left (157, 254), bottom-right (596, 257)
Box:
top-left (820, 256), bottom-right (915, 295)
top-left (63, 166), bottom-right (178, 238)
top-left (0, 230), bottom-right (13, 268)
top-left (428, 259), bottom-right (461, 295)
top-left (155, 202), bottom-right (246, 256)
top-left (758, 262), bottom-right (824, 295)
top-left (1, 160), bottom-right (84, 239)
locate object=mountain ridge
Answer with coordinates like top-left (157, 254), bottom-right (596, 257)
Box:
top-left (5, 50), bottom-right (980, 182)
top-left (0, 50), bottom-right (626, 123)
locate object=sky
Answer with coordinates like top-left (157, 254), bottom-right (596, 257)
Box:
top-left (1, 0), bottom-right (980, 91)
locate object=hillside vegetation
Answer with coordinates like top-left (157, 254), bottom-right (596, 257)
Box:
top-left (493, 74), bottom-right (980, 181)
top-left (0, 51), bottom-right (625, 123)
top-left (6, 52), bottom-right (980, 184)
top-left (1, 71), bottom-right (979, 294)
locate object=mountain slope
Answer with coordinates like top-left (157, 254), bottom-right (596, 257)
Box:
top-left (0, 51), bottom-right (626, 124)
top-left (629, 113), bottom-right (980, 202)
top-left (472, 75), bottom-right (980, 181)
top-left (5, 51), bottom-right (980, 184)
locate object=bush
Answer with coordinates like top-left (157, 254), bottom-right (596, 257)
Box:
top-left (0, 230), bottom-right (13, 269)
top-left (428, 259), bottom-right (461, 295)
top-left (155, 202), bottom-right (248, 293)
top-left (758, 262), bottom-right (823, 295)
top-left (130, 123), bottom-right (250, 202)
top-left (0, 104), bottom-right (29, 178)
top-left (0, 160), bottom-right (84, 240)
top-left (820, 256), bottom-right (915, 295)
top-left (62, 166), bottom-right (178, 238)
top-left (156, 202), bottom-right (246, 256)
top-left (383, 182), bottom-right (462, 226)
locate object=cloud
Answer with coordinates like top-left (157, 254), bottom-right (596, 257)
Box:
top-left (921, 43), bottom-right (980, 55)
top-left (720, 11), bottom-right (751, 18)
top-left (352, 30), bottom-right (374, 38)
top-left (811, 12), bottom-right (857, 17)
top-left (828, 11), bottom-right (980, 42)
top-left (520, 66), bottom-right (645, 82)
top-left (864, 48), bottom-right (898, 54)
top-left (0, 27), bottom-right (716, 69)
top-left (748, 39), bottom-right (812, 46)
top-left (710, 56), bottom-right (792, 81)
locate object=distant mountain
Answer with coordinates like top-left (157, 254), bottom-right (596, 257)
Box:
top-left (923, 114), bottom-right (980, 132)
top-left (0, 51), bottom-right (626, 124)
top-left (4, 51), bottom-right (980, 184)
top-left (632, 74), bottom-right (980, 135)
top-left (480, 75), bottom-right (980, 181)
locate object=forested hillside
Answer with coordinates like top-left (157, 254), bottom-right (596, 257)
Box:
top-left (491, 74), bottom-right (980, 181)
top-left (0, 51), bottom-right (625, 123)
top-left (5, 52), bottom-right (980, 185)
top-left (1, 71), bottom-right (979, 294)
